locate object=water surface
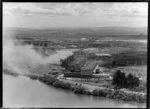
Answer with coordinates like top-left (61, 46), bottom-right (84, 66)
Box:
top-left (3, 74), bottom-right (146, 108)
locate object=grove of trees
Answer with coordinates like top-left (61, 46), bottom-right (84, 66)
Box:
top-left (60, 55), bottom-right (74, 70)
top-left (112, 70), bottom-right (140, 89)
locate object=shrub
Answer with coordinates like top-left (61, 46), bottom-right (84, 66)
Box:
top-left (63, 82), bottom-right (72, 89)
top-left (103, 88), bottom-right (115, 98)
top-left (130, 84), bottom-right (147, 92)
top-left (92, 88), bottom-right (108, 97)
top-left (29, 75), bottom-right (39, 80)
top-left (52, 80), bottom-right (63, 88)
top-left (85, 90), bottom-right (92, 95)
top-left (114, 90), bottom-right (128, 100)
top-left (92, 89), bottom-right (100, 96)
top-left (52, 80), bottom-right (71, 89)
top-left (73, 86), bottom-right (87, 94)
top-left (98, 89), bottom-right (108, 97)
top-left (39, 75), bottom-right (57, 85)
top-left (118, 89), bottom-right (146, 102)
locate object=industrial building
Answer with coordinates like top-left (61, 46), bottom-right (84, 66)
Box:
top-left (64, 60), bottom-right (110, 79)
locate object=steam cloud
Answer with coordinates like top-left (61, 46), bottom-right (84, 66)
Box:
top-left (3, 29), bottom-right (74, 74)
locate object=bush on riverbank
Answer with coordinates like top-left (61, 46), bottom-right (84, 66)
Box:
top-left (28, 75), bottom-right (39, 80)
top-left (92, 88), bottom-right (108, 97)
top-left (118, 89), bottom-right (146, 103)
top-left (53, 80), bottom-right (71, 89)
top-left (39, 75), bottom-right (91, 95)
top-left (91, 88), bottom-right (146, 103)
top-left (38, 74), bottom-right (74, 90)
top-left (37, 74), bottom-right (146, 103)
top-left (73, 85), bottom-right (88, 94)
top-left (38, 75), bottom-right (57, 85)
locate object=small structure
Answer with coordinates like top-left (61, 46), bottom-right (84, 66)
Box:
top-left (92, 64), bottom-right (110, 79)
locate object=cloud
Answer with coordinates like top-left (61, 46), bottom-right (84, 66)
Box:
top-left (3, 3), bottom-right (148, 18)
top-left (3, 3), bottom-right (90, 16)
top-left (94, 3), bottom-right (148, 18)
top-left (115, 3), bottom-right (147, 17)
top-left (34, 3), bottom-right (90, 15)
top-left (33, 3), bottom-right (91, 16)
top-left (11, 7), bottom-right (73, 16)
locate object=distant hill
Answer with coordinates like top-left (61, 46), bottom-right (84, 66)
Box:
top-left (92, 27), bottom-right (147, 35)
top-left (4, 27), bottom-right (147, 41)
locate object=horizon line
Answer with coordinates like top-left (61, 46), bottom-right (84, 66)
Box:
top-left (5, 26), bottom-right (148, 30)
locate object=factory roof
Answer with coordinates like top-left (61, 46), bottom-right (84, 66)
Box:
top-left (81, 60), bottom-right (102, 70)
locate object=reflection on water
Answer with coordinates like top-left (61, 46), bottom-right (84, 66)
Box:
top-left (3, 74), bottom-right (146, 108)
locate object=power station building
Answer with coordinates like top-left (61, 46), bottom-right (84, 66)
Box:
top-left (64, 60), bottom-right (110, 79)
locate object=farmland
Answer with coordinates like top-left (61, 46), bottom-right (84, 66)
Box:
top-left (6, 27), bottom-right (147, 42)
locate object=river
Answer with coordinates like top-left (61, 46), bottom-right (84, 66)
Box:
top-left (3, 74), bottom-right (146, 108)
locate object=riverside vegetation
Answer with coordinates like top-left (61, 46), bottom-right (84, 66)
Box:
top-left (3, 56), bottom-right (146, 103)
top-left (27, 73), bottom-right (146, 103)
top-left (27, 49), bottom-right (146, 103)
top-left (3, 49), bottom-right (146, 103)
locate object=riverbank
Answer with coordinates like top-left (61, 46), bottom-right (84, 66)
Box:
top-left (3, 68), bottom-right (146, 104)
top-left (26, 73), bottom-right (146, 103)
top-left (4, 74), bottom-right (145, 108)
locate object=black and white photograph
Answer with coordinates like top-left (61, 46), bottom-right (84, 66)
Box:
top-left (2, 2), bottom-right (148, 108)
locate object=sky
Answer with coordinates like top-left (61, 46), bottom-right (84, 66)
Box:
top-left (3, 2), bottom-right (148, 29)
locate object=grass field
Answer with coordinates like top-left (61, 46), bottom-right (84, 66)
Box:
top-left (97, 47), bottom-right (132, 55)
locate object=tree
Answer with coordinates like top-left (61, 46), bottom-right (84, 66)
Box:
top-left (60, 55), bottom-right (74, 70)
top-left (112, 61), bottom-right (116, 67)
top-left (112, 70), bottom-right (126, 88)
top-left (126, 73), bottom-right (140, 88)
top-left (126, 73), bottom-right (134, 88)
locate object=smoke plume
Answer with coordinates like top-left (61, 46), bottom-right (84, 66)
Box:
top-left (3, 29), bottom-right (74, 74)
